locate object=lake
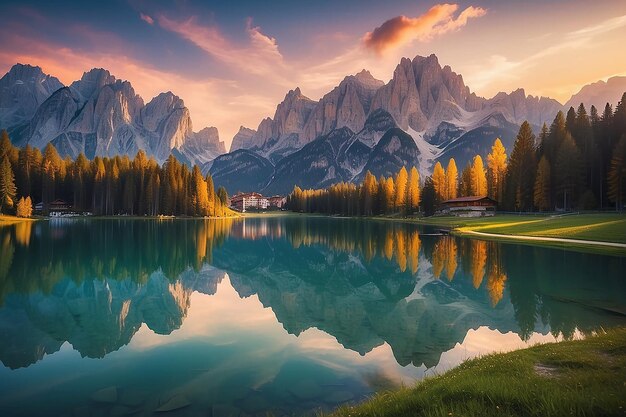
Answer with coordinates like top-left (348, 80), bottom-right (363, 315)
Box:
top-left (0, 216), bottom-right (624, 417)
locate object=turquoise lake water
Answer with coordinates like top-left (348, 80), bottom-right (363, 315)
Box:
top-left (0, 216), bottom-right (624, 416)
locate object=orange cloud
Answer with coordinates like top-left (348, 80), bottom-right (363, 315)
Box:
top-left (363, 3), bottom-right (486, 54)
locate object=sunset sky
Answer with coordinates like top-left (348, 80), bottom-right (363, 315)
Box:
top-left (1, 0), bottom-right (625, 148)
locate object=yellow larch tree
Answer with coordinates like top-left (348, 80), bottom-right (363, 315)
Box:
top-left (432, 161), bottom-right (446, 201)
top-left (395, 166), bottom-right (408, 212)
top-left (445, 158), bottom-right (458, 200)
top-left (407, 166), bottom-right (420, 213)
top-left (470, 155), bottom-right (488, 196)
top-left (487, 138), bottom-right (507, 202)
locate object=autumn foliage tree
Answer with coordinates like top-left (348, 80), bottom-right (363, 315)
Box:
top-left (487, 138), bottom-right (507, 202)
top-left (470, 155), bottom-right (487, 196)
top-left (0, 132), bottom-right (230, 217)
top-left (444, 158), bottom-right (458, 201)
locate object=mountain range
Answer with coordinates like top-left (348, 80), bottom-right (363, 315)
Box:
top-left (1, 57), bottom-right (624, 195)
top-left (0, 64), bottom-right (225, 166)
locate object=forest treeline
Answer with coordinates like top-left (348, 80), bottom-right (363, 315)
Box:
top-left (0, 132), bottom-right (231, 217)
top-left (287, 94), bottom-right (626, 215)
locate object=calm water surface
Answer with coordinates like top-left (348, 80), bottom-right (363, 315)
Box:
top-left (0, 216), bottom-right (624, 416)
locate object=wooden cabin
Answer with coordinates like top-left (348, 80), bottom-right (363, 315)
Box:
top-left (439, 196), bottom-right (497, 217)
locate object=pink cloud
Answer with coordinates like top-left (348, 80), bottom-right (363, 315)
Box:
top-left (363, 3), bottom-right (486, 54)
top-left (0, 29), bottom-right (273, 148)
top-left (140, 13), bottom-right (154, 25)
top-left (157, 15), bottom-right (288, 85)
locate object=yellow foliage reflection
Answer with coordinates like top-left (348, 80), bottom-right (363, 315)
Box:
top-left (395, 230), bottom-right (407, 272)
top-left (384, 231), bottom-right (394, 261)
top-left (432, 236), bottom-right (458, 280)
top-left (408, 231), bottom-right (420, 274)
top-left (14, 222), bottom-right (32, 247)
top-left (486, 244), bottom-right (507, 306)
top-left (284, 221), bottom-right (422, 274)
top-left (470, 240), bottom-right (487, 288)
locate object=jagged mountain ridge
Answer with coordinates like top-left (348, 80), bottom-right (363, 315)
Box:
top-left (3, 56), bottom-right (623, 195)
top-left (0, 65), bottom-right (225, 165)
top-left (219, 54), bottom-right (564, 194)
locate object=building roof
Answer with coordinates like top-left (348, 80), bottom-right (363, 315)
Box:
top-left (441, 196), bottom-right (496, 204)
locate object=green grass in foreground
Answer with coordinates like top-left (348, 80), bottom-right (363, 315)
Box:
top-left (328, 328), bottom-right (626, 417)
top-left (415, 214), bottom-right (626, 244)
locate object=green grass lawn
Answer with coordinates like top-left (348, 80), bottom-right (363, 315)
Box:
top-left (415, 213), bottom-right (626, 244)
top-left (328, 328), bottom-right (626, 417)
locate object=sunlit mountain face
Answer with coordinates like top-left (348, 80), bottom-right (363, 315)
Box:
top-left (1, 0), bottom-right (625, 150)
top-left (0, 217), bottom-right (624, 415)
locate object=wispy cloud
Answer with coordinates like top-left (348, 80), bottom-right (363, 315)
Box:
top-left (156, 14), bottom-right (289, 86)
top-left (568, 14), bottom-right (626, 39)
top-left (362, 3), bottom-right (486, 54)
top-left (140, 13), bottom-right (154, 25)
top-left (462, 13), bottom-right (626, 101)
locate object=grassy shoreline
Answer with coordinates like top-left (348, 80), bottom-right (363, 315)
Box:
top-left (362, 213), bottom-right (626, 255)
top-left (328, 328), bottom-right (626, 417)
top-left (0, 214), bottom-right (40, 226)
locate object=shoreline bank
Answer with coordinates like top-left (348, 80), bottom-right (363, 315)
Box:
top-left (328, 328), bottom-right (626, 417)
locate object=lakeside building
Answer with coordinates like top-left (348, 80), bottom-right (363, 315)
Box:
top-left (439, 196), bottom-right (497, 217)
top-left (230, 192), bottom-right (269, 212)
top-left (34, 199), bottom-right (72, 216)
top-left (230, 192), bottom-right (286, 212)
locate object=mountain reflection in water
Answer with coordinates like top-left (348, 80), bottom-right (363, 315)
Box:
top-left (0, 216), bottom-right (624, 416)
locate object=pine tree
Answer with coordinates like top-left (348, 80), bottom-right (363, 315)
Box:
top-left (608, 135), bottom-right (626, 210)
top-left (459, 163), bottom-right (472, 197)
top-left (16, 196), bottom-right (33, 217)
top-left (217, 186), bottom-right (229, 207)
top-left (0, 156), bottom-right (17, 213)
top-left (444, 158), bottom-right (458, 201)
top-left (384, 177), bottom-right (395, 214)
top-left (534, 156), bottom-right (551, 211)
top-left (470, 155), bottom-right (487, 196)
top-left (614, 93), bottom-right (626, 142)
top-left (432, 162), bottom-right (446, 201)
top-left (93, 157), bottom-right (106, 215)
top-left (555, 133), bottom-right (583, 210)
top-left (206, 174), bottom-right (216, 216)
top-left (421, 177), bottom-right (437, 216)
top-left (487, 138), bottom-right (507, 202)
top-left (544, 111), bottom-right (568, 165)
top-left (565, 106), bottom-right (577, 133)
top-left (407, 166), bottom-right (420, 214)
top-left (192, 166), bottom-right (209, 216)
top-left (0, 130), bottom-right (12, 161)
top-left (361, 171), bottom-right (378, 215)
top-left (505, 121), bottom-right (537, 211)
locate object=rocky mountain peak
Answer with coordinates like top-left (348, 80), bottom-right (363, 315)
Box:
top-left (194, 126), bottom-right (226, 154)
top-left (70, 68), bottom-right (116, 102)
top-left (0, 64), bottom-right (64, 129)
top-left (353, 69), bottom-right (384, 88)
top-left (230, 126), bottom-right (257, 152)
